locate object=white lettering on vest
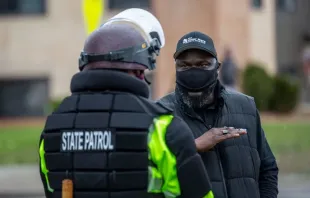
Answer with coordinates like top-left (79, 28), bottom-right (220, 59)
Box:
top-left (61, 130), bottom-right (114, 152)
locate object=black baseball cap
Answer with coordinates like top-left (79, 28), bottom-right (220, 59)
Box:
top-left (174, 31), bottom-right (217, 59)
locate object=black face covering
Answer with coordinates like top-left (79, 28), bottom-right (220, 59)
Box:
top-left (176, 67), bottom-right (218, 91)
top-left (176, 68), bottom-right (218, 108)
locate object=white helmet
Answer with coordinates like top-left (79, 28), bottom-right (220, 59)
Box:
top-left (79, 8), bottom-right (165, 71)
top-left (102, 8), bottom-right (165, 48)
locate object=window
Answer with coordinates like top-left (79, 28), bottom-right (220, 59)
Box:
top-left (0, 0), bottom-right (46, 15)
top-left (277, 0), bottom-right (296, 12)
top-left (108, 0), bottom-right (151, 10)
top-left (0, 77), bottom-right (49, 117)
top-left (251, 0), bottom-right (263, 9)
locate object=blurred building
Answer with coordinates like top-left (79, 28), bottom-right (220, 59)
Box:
top-left (0, 0), bottom-right (308, 117)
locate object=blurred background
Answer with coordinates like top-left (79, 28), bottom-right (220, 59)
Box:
top-left (0, 0), bottom-right (309, 197)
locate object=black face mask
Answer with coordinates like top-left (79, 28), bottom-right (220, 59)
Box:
top-left (176, 67), bottom-right (218, 108)
top-left (176, 67), bottom-right (218, 91)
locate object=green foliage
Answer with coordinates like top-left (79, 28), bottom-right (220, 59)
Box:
top-left (242, 62), bottom-right (301, 113)
top-left (269, 75), bottom-right (300, 113)
top-left (242, 62), bottom-right (274, 111)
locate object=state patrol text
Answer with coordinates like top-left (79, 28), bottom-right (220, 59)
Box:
top-left (61, 130), bottom-right (114, 152)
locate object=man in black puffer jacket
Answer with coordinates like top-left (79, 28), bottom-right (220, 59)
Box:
top-left (39, 10), bottom-right (214, 198)
top-left (158, 31), bottom-right (279, 198)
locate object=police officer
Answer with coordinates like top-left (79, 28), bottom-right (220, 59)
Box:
top-left (39, 9), bottom-right (214, 198)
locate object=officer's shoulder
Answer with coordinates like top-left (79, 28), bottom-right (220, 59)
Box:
top-left (52, 95), bottom-right (75, 114)
top-left (155, 92), bottom-right (177, 110)
top-left (221, 88), bottom-right (256, 109)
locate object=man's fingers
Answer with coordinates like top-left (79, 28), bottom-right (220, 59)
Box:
top-left (230, 133), bottom-right (241, 138)
top-left (219, 127), bottom-right (235, 131)
top-left (216, 133), bottom-right (239, 141)
top-left (212, 128), bottom-right (226, 135)
top-left (215, 129), bottom-right (247, 142)
top-left (212, 128), bottom-right (247, 138)
top-left (237, 128), bottom-right (247, 134)
top-left (228, 128), bottom-right (247, 135)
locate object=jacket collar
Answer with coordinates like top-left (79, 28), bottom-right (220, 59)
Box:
top-left (70, 69), bottom-right (150, 98)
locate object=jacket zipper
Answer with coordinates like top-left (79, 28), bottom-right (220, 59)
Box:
top-left (214, 110), bottom-right (229, 198)
top-left (184, 109), bottom-right (229, 198)
top-left (214, 147), bottom-right (228, 198)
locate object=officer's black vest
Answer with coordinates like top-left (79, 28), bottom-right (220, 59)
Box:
top-left (41, 70), bottom-right (171, 198)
